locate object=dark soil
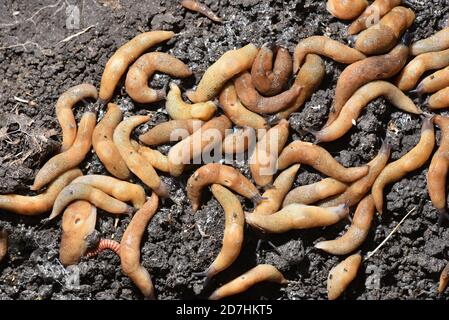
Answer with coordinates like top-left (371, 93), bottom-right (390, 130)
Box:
top-left (1, 0), bottom-right (449, 300)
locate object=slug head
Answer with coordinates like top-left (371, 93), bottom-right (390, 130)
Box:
top-left (380, 138), bottom-right (392, 156)
top-left (421, 114), bottom-right (435, 133)
top-left (400, 31), bottom-right (411, 46)
top-left (59, 201), bottom-right (97, 266)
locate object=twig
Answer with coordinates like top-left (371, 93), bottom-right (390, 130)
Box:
top-left (365, 206), bottom-right (417, 261)
top-left (13, 96), bottom-right (29, 104)
top-left (0, 41), bottom-right (43, 51)
top-left (195, 222), bottom-right (210, 238)
top-left (58, 24), bottom-right (95, 44)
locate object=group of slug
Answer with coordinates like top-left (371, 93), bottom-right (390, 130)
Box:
top-left (327, 0), bottom-right (449, 295)
top-left (1, 0), bottom-right (449, 300)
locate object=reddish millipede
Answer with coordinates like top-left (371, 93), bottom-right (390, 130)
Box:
top-left (85, 239), bottom-right (121, 258)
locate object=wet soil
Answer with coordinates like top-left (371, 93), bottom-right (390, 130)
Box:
top-left (1, 0), bottom-right (449, 300)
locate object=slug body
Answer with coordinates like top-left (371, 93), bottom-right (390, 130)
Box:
top-left (245, 203), bottom-right (349, 233)
top-left (99, 30), bottom-right (175, 104)
top-left (396, 48), bottom-right (449, 92)
top-left (187, 163), bottom-right (262, 212)
top-left (438, 262), bottom-right (449, 294)
top-left (348, 0), bottom-right (403, 35)
top-left (181, 0), bottom-right (222, 23)
top-left (113, 115), bottom-right (168, 197)
top-left (31, 112), bottom-right (96, 191)
top-left (187, 44), bottom-right (259, 103)
top-left (277, 140), bottom-right (369, 183)
top-left (282, 178), bottom-right (348, 207)
top-left (251, 45), bottom-right (293, 96)
top-left (416, 66), bottom-right (449, 94)
top-left (273, 54), bottom-right (325, 121)
top-left (0, 229), bottom-right (8, 263)
top-left (71, 175), bottom-right (146, 209)
top-left (253, 164), bottom-right (300, 216)
top-left (316, 195), bottom-right (375, 255)
top-left (293, 36), bottom-right (366, 73)
top-left (427, 116), bottom-right (449, 224)
top-left (202, 184), bottom-right (245, 279)
top-left (411, 26), bottom-right (449, 56)
top-left (314, 81), bottom-right (421, 143)
top-left (355, 6), bottom-right (415, 55)
top-left (372, 117), bottom-right (435, 213)
top-left (327, 254), bottom-right (362, 300)
top-left (208, 264), bottom-right (288, 300)
top-left (166, 83), bottom-right (216, 121)
top-left (326, 0), bottom-right (368, 20)
top-left (121, 193), bottom-right (159, 299)
top-left (328, 42), bottom-right (409, 125)
top-left (249, 119), bottom-right (290, 187)
top-left (429, 87), bottom-right (449, 110)
top-left (125, 52), bottom-right (192, 104)
top-left (49, 183), bottom-right (134, 220)
top-left (222, 127), bottom-right (255, 155)
top-left (234, 72), bottom-right (302, 114)
top-left (92, 103), bottom-right (130, 180)
top-left (321, 140), bottom-right (391, 208)
top-left (131, 140), bottom-right (169, 173)
top-left (167, 115), bottom-right (232, 177)
top-left (139, 119), bottom-right (204, 146)
top-left (0, 169), bottom-right (82, 215)
top-left (56, 83), bottom-right (98, 151)
top-left (219, 83), bottom-right (269, 133)
top-left (59, 200), bottom-right (97, 266)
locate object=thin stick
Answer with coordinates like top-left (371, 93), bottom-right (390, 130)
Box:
top-left (0, 41), bottom-right (42, 51)
top-left (365, 206), bottom-right (417, 261)
top-left (13, 96), bottom-right (29, 103)
top-left (59, 25), bottom-right (95, 44)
